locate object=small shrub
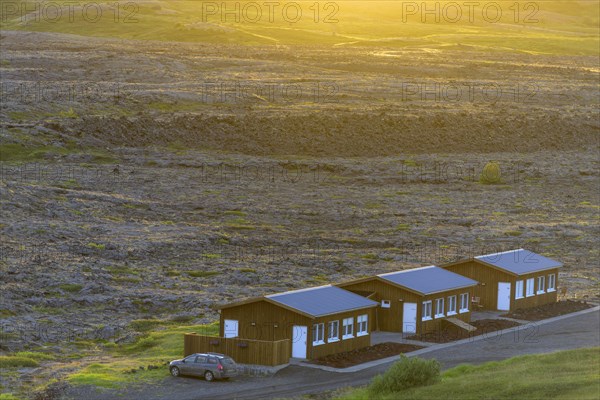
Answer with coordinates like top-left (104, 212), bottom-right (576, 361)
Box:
top-left (87, 242), bottom-right (105, 250)
top-left (368, 356), bottom-right (440, 396)
top-left (479, 161), bottom-right (502, 184)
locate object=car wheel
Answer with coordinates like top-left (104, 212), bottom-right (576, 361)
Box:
top-left (204, 371), bottom-right (214, 382)
top-left (170, 367), bottom-right (180, 377)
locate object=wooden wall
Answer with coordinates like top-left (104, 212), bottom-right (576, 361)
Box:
top-left (443, 260), bottom-right (559, 310)
top-left (310, 309), bottom-right (374, 359)
top-left (220, 300), bottom-right (376, 360)
top-left (183, 334), bottom-right (290, 366)
top-left (443, 260), bottom-right (512, 310)
top-left (338, 280), bottom-right (473, 334)
top-left (512, 269), bottom-right (559, 309)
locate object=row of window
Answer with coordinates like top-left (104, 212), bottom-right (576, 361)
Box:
top-left (422, 293), bottom-right (469, 321)
top-left (312, 314), bottom-right (368, 346)
top-left (515, 274), bottom-right (556, 299)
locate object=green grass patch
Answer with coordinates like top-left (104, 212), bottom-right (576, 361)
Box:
top-left (106, 265), bottom-right (138, 275)
top-left (112, 276), bottom-right (142, 284)
top-left (0, 144), bottom-right (116, 163)
top-left (130, 319), bottom-right (170, 333)
top-left (67, 322), bottom-right (220, 388)
top-left (504, 230), bottom-right (523, 236)
top-left (13, 351), bottom-right (56, 361)
top-left (186, 270), bottom-right (221, 278)
top-left (224, 210), bottom-right (247, 216)
top-left (58, 283), bottom-right (83, 293)
top-left (0, 356), bottom-right (39, 368)
top-left (338, 348), bottom-right (600, 400)
top-left (239, 268), bottom-right (256, 273)
top-left (87, 242), bottom-right (106, 250)
top-left (0, 393), bottom-right (21, 400)
top-left (201, 253), bottom-right (221, 259)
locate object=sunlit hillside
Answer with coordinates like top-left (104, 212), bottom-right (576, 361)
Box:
top-left (1, 1), bottom-right (599, 54)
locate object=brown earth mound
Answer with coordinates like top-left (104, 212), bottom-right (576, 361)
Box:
top-left (308, 342), bottom-right (423, 368)
top-left (502, 300), bottom-right (594, 321)
top-left (407, 319), bottom-right (521, 343)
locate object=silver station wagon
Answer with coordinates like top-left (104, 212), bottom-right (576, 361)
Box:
top-left (169, 352), bottom-right (238, 381)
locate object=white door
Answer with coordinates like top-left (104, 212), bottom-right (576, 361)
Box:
top-left (224, 319), bottom-right (239, 338)
top-left (403, 302), bottom-right (417, 334)
top-left (497, 282), bottom-right (511, 311)
top-left (292, 325), bottom-right (307, 359)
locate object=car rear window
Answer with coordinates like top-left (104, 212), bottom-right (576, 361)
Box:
top-left (221, 357), bottom-right (235, 365)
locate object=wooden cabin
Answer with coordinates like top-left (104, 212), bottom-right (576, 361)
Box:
top-left (441, 249), bottom-right (561, 311)
top-left (337, 266), bottom-right (478, 334)
top-left (219, 285), bottom-right (378, 360)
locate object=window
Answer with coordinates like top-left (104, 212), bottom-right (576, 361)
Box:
top-left (447, 295), bottom-right (457, 315)
top-left (381, 300), bottom-right (391, 308)
top-left (548, 274), bottom-right (556, 292)
top-left (195, 356), bottom-right (207, 363)
top-left (357, 315), bottom-right (368, 336)
top-left (459, 293), bottom-right (469, 313)
top-left (537, 276), bottom-right (546, 294)
top-left (342, 317), bottom-right (354, 339)
top-left (422, 300), bottom-right (432, 321)
top-left (515, 280), bottom-right (524, 299)
top-left (328, 320), bottom-right (339, 342)
top-left (526, 278), bottom-right (535, 297)
top-left (435, 298), bottom-right (445, 318)
top-left (312, 323), bottom-right (325, 345)
top-left (208, 357), bottom-right (218, 364)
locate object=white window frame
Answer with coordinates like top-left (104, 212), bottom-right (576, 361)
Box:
top-left (459, 293), bottom-right (469, 313)
top-left (342, 317), bottom-right (354, 340)
top-left (327, 320), bottom-right (339, 342)
top-left (447, 295), bottom-right (457, 316)
top-left (422, 300), bottom-right (432, 321)
top-left (526, 278), bottom-right (535, 297)
top-left (548, 274), bottom-right (556, 292)
top-left (537, 276), bottom-right (546, 294)
top-left (381, 299), bottom-right (391, 308)
top-left (312, 323), bottom-right (325, 346)
top-left (515, 280), bottom-right (524, 299)
top-left (357, 314), bottom-right (368, 336)
top-left (434, 298), bottom-right (445, 318)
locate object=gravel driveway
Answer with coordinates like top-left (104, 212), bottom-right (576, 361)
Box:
top-left (67, 308), bottom-right (600, 400)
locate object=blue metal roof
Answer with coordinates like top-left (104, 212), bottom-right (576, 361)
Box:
top-left (266, 285), bottom-right (378, 317)
top-left (476, 249), bottom-right (562, 275)
top-left (378, 266), bottom-right (478, 295)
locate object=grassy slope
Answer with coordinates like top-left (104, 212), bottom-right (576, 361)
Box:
top-left (1, 322), bottom-right (219, 399)
top-left (338, 347), bottom-right (600, 400)
top-left (1, 1), bottom-right (598, 54)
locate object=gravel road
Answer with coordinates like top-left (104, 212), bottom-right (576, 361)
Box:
top-left (73, 309), bottom-right (599, 400)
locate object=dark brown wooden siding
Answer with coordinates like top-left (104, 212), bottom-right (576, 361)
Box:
top-left (220, 300), bottom-right (375, 360)
top-left (338, 280), bottom-right (473, 334)
top-left (442, 260), bottom-right (559, 310)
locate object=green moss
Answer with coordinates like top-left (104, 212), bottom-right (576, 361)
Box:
top-left (0, 356), bottom-right (39, 368)
top-left (186, 271), bottom-right (220, 278)
top-left (58, 284), bottom-right (83, 293)
top-left (87, 242), bottom-right (106, 250)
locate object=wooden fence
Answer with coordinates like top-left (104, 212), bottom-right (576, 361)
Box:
top-left (183, 333), bottom-right (291, 366)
